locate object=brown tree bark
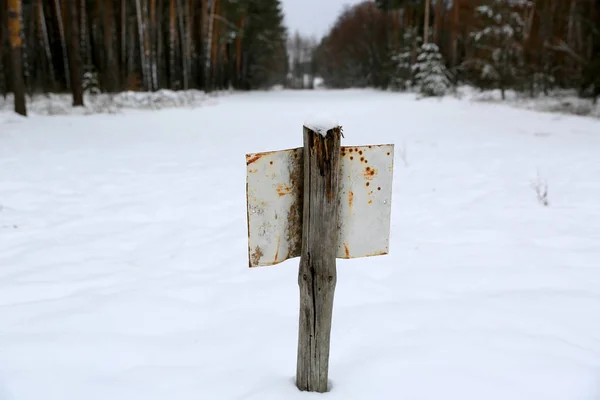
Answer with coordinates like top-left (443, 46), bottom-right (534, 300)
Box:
top-left (66, 0), bottom-right (84, 106)
top-left (433, 0), bottom-right (444, 45)
top-left (423, 0), bottom-right (431, 44)
top-left (54, 0), bottom-right (70, 88)
top-left (0, 0), bottom-right (7, 98)
top-left (451, 0), bottom-right (460, 67)
top-left (105, 0), bottom-right (119, 92)
top-left (38, 0), bottom-right (55, 89)
top-left (7, 0), bottom-right (26, 115)
top-left (169, 0), bottom-right (177, 88)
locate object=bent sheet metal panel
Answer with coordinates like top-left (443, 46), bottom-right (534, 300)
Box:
top-left (246, 144), bottom-right (394, 267)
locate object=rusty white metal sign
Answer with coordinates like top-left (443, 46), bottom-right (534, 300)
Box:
top-left (246, 144), bottom-right (394, 268)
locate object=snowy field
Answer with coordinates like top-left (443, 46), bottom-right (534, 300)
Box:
top-left (1, 90), bottom-right (600, 400)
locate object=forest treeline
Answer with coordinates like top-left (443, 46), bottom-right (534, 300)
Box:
top-left (313, 0), bottom-right (600, 100)
top-left (0, 0), bottom-right (288, 115)
top-left (1, 0), bottom-right (599, 116)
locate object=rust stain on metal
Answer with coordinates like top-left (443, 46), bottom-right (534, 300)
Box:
top-left (251, 246), bottom-right (264, 266)
top-left (246, 149), bottom-right (281, 166)
top-left (274, 235), bottom-right (281, 262)
top-left (364, 166), bottom-right (377, 180)
top-left (248, 143), bottom-right (394, 266)
top-left (277, 184), bottom-right (292, 197)
top-left (246, 154), bottom-right (263, 165)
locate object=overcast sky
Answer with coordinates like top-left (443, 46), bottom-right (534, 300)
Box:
top-left (281, 0), bottom-right (364, 39)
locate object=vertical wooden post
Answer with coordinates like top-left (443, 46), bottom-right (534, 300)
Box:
top-left (296, 125), bottom-right (342, 393)
top-left (7, 0), bottom-right (26, 116)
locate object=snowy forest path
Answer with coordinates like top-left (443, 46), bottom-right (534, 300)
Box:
top-left (1, 90), bottom-right (600, 400)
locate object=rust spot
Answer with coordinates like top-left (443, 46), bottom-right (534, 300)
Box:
top-left (387, 152), bottom-right (391, 156)
top-left (349, 191), bottom-right (354, 208)
top-left (368, 199), bottom-right (373, 204)
top-left (368, 146), bottom-right (372, 149)
top-left (377, 187), bottom-right (381, 191)
top-left (274, 236), bottom-right (281, 262)
top-left (249, 168), bottom-right (258, 173)
top-left (366, 182), bottom-right (370, 187)
top-left (246, 153), bottom-right (264, 165)
top-left (277, 184), bottom-right (292, 197)
top-left (251, 246), bottom-right (264, 266)
top-left (349, 148), bottom-right (353, 153)
top-left (359, 150), bottom-right (363, 155)
top-left (270, 161), bottom-right (273, 165)
top-left (344, 243), bottom-right (350, 258)
top-left (364, 166), bottom-right (377, 180)
top-left (366, 250), bottom-right (388, 257)
top-left (360, 157), bottom-right (364, 162)
top-left (350, 156), bottom-right (354, 160)
top-left (364, 159), bottom-right (368, 163)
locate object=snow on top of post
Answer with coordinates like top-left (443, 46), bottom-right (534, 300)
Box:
top-left (304, 115), bottom-right (340, 136)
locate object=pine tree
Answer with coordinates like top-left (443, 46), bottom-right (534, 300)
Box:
top-left (412, 43), bottom-right (451, 96)
top-left (391, 28), bottom-right (419, 90)
top-left (468, 0), bottom-right (530, 99)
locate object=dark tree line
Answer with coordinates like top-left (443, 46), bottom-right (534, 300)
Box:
top-left (0, 0), bottom-right (288, 115)
top-left (315, 0), bottom-right (600, 101)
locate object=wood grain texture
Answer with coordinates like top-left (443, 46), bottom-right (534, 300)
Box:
top-left (296, 126), bottom-right (342, 393)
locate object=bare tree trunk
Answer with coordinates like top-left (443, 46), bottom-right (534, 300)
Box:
top-left (0, 0), bottom-right (6, 97)
top-left (54, 0), bottom-right (70, 88)
top-left (135, 0), bottom-right (150, 90)
top-left (177, 0), bottom-right (189, 89)
top-left (433, 0), bottom-right (444, 45)
top-left (156, 0), bottom-right (164, 88)
top-left (451, 0), bottom-right (459, 67)
top-left (37, 0), bottom-right (55, 89)
top-left (150, 0), bottom-right (159, 90)
top-left (423, 0), bottom-right (431, 44)
top-left (121, 0), bottom-right (127, 76)
top-left (169, 0), bottom-right (177, 88)
top-left (66, 0), bottom-right (84, 105)
top-left (211, 0), bottom-right (220, 89)
top-left (236, 11), bottom-right (245, 85)
top-left (205, 0), bottom-right (217, 92)
top-left (107, 0), bottom-right (120, 91)
top-left (80, 0), bottom-right (89, 66)
top-left (7, 0), bottom-right (26, 115)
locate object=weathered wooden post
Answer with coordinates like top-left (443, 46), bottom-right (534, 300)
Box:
top-left (246, 122), bottom-right (394, 393)
top-left (296, 125), bottom-right (342, 392)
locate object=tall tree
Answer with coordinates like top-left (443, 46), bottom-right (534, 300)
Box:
top-left (66, 0), bottom-right (84, 106)
top-left (53, 0), bottom-right (70, 88)
top-left (7, 0), bottom-right (26, 115)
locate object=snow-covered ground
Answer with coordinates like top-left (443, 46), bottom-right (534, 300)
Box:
top-left (1, 90), bottom-right (599, 400)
